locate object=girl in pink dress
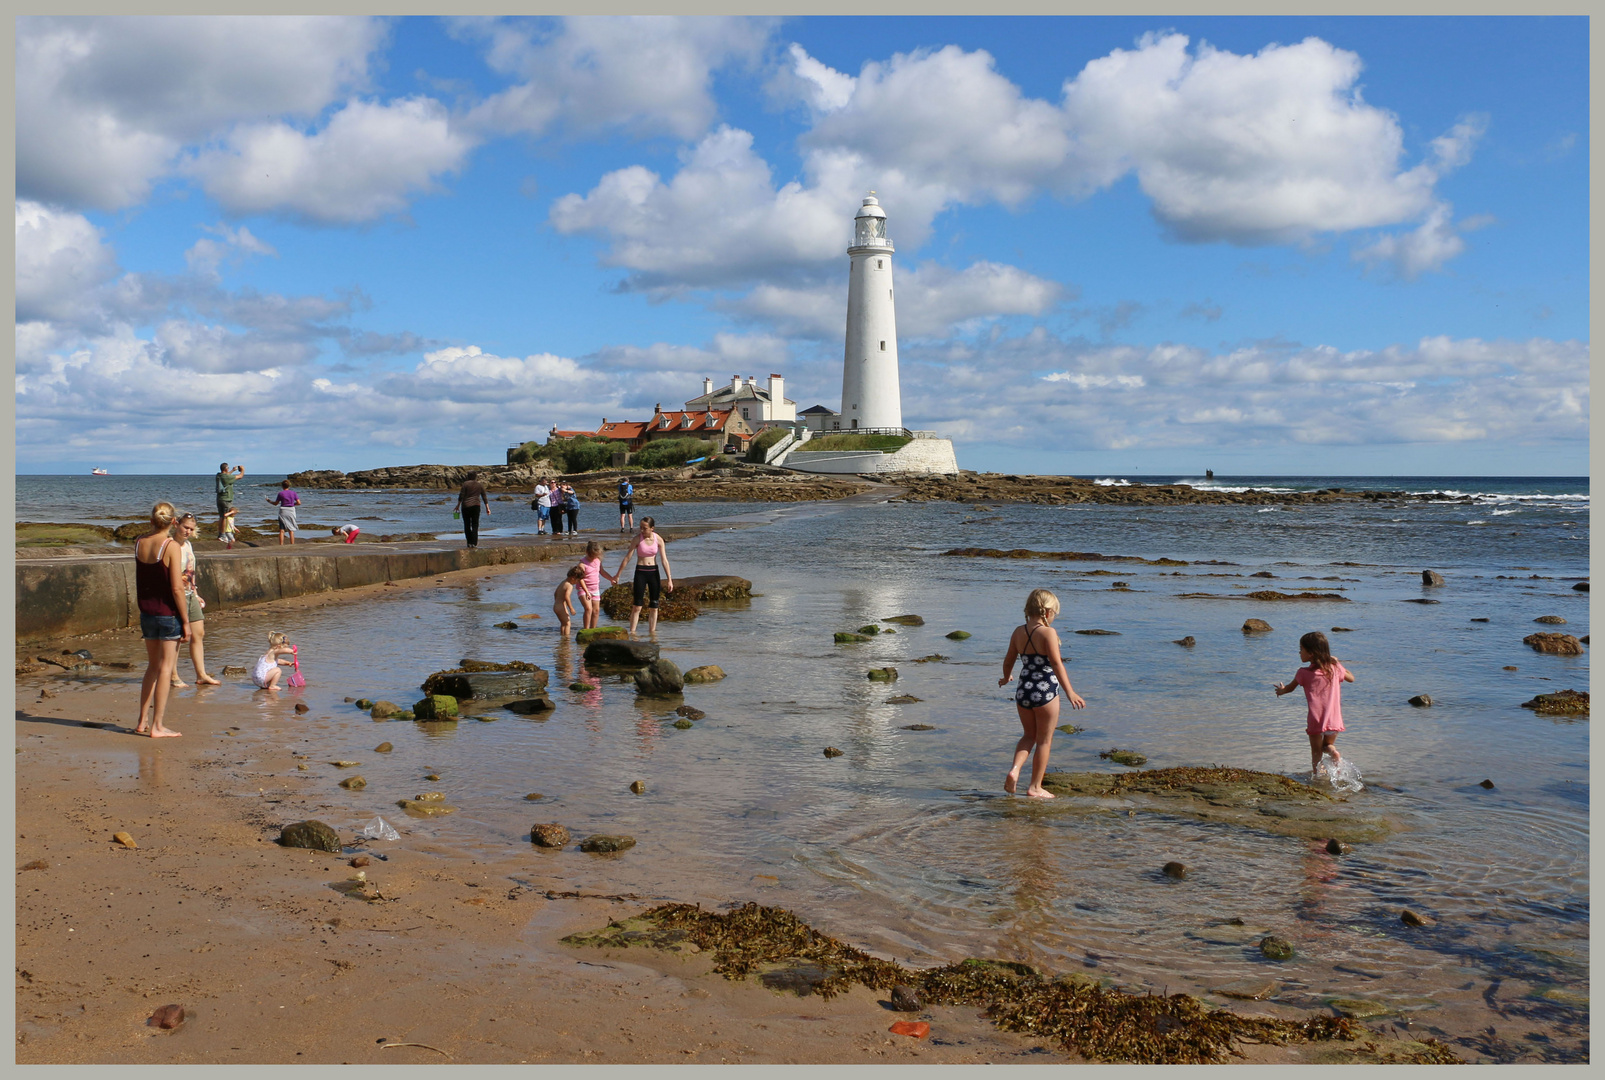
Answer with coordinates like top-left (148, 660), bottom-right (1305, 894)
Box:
top-left (577, 541), bottom-right (614, 630)
top-left (1274, 630), bottom-right (1356, 780)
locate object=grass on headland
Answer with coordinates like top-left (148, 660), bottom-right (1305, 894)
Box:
top-left (798, 433), bottom-right (912, 452)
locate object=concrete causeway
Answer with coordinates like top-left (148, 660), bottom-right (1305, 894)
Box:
top-left (16, 527), bottom-right (710, 644)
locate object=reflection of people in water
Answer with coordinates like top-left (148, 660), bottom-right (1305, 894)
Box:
top-left (995, 817), bottom-right (1060, 969)
top-left (551, 637), bottom-right (604, 729)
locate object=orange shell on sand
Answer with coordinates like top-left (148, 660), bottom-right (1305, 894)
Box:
top-left (889, 1021), bottom-right (930, 1039)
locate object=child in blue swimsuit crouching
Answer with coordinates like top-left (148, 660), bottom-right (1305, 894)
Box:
top-left (999, 588), bottom-right (1086, 798)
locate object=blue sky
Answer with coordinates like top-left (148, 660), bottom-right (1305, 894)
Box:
top-left (14, 15), bottom-right (1588, 476)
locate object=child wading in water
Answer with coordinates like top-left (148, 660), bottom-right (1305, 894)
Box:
top-left (553, 565), bottom-right (584, 637)
top-left (578, 541), bottom-right (614, 630)
top-left (1275, 630), bottom-right (1356, 782)
top-left (252, 631), bottom-right (297, 690)
top-left (999, 589), bottom-right (1086, 798)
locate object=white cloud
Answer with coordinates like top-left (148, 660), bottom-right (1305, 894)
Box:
top-left (15, 201), bottom-right (119, 325)
top-left (461, 16), bottom-right (774, 141)
top-left (768, 42), bottom-right (856, 114)
top-left (154, 320), bottom-right (316, 374)
top-left (184, 225), bottom-right (277, 280)
top-left (187, 97), bottom-right (475, 224)
top-left (17, 15), bottom-right (383, 210)
top-left (1354, 202), bottom-right (1466, 279)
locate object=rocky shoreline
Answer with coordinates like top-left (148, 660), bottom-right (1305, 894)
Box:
top-left (284, 461), bottom-right (1469, 508)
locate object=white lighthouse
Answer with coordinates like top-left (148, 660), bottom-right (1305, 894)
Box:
top-left (840, 195), bottom-right (902, 431)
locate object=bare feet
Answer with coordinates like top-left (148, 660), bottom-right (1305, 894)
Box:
top-left (148, 726), bottom-right (181, 738)
top-left (195, 674), bottom-right (221, 686)
top-left (1003, 771), bottom-right (1019, 794)
top-left (170, 677), bottom-right (189, 688)
top-left (1025, 786), bottom-right (1056, 799)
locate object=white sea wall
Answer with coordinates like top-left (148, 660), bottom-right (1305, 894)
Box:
top-left (785, 435), bottom-right (958, 476)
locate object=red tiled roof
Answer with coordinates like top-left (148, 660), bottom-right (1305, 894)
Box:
top-left (550, 429), bottom-right (596, 439)
top-left (650, 408), bottom-right (735, 430)
top-left (597, 421), bottom-right (648, 439)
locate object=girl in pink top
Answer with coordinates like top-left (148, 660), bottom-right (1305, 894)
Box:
top-left (1274, 630), bottom-right (1355, 780)
top-left (578, 541), bottom-right (614, 630)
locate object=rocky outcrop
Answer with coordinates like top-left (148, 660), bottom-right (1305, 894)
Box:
top-left (412, 694), bottom-right (460, 720)
top-left (1534, 615), bottom-right (1567, 624)
top-left (286, 462), bottom-right (558, 491)
top-left (584, 639), bottom-right (660, 667)
top-left (1521, 689), bottom-right (1588, 716)
top-left (675, 575), bottom-right (752, 602)
top-left (600, 581), bottom-right (699, 621)
top-left (1525, 632), bottom-right (1585, 656)
top-left (421, 662), bottom-right (549, 699)
top-left (1039, 766), bottom-right (1391, 842)
top-left (1422, 570), bottom-right (1445, 586)
top-left (1242, 619), bottom-right (1274, 634)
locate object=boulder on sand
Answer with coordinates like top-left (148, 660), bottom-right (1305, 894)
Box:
top-left (584, 639), bottom-right (660, 668)
top-left (635, 659), bottom-right (685, 696)
top-left (580, 834), bottom-right (636, 853)
top-left (1524, 632), bottom-right (1585, 656)
top-left (279, 820), bottom-right (341, 853)
top-left (530, 823), bottom-right (569, 847)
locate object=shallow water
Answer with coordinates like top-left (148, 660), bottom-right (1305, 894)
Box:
top-left (96, 491), bottom-right (1590, 1060)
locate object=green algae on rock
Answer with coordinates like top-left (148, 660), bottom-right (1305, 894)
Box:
top-left (1038, 766), bottom-right (1392, 843)
top-left (1521, 689), bottom-right (1588, 716)
top-left (560, 901), bottom-right (1459, 1064)
top-left (834, 632), bottom-right (872, 644)
top-left (1100, 748), bottom-right (1148, 766)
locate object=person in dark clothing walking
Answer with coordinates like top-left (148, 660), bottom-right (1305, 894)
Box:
top-left (454, 472), bottom-right (490, 548)
top-left (561, 482), bottom-right (580, 536)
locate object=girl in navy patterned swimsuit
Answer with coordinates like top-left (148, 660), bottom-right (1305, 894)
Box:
top-left (999, 589), bottom-right (1086, 798)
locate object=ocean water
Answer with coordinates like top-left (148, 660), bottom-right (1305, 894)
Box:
top-left (35, 478), bottom-right (1590, 1060)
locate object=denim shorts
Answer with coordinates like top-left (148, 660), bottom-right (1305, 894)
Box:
top-left (537, 505), bottom-right (550, 521)
top-left (140, 613), bottom-right (183, 641)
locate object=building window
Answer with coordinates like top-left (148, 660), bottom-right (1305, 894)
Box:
top-left (832, 421), bottom-right (840, 430)
top-left (879, 341), bottom-right (885, 351)
top-left (877, 259), bottom-right (883, 269)
top-left (741, 407), bottom-right (749, 419)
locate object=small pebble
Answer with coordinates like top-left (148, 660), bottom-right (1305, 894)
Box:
top-left (148, 1004), bottom-right (185, 1030)
top-left (1478, 779), bottom-right (1495, 789)
top-left (425, 774), bottom-right (441, 782)
top-left (1325, 838), bottom-right (1348, 855)
top-left (1407, 694), bottom-right (1433, 707)
top-left (294, 703), bottom-right (309, 714)
top-left (1162, 861), bottom-right (1187, 880)
top-left (524, 793), bottom-right (544, 801)
top-left (374, 742), bottom-right (393, 753)
top-left (823, 747), bottom-right (844, 758)
top-left (890, 984), bottom-right (922, 1012)
top-left (629, 780), bottom-right (646, 794)
top-left (1401, 909), bottom-right (1436, 928)
top-left (349, 856), bottom-right (370, 868)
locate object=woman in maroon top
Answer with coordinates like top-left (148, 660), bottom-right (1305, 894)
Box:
top-left (133, 501), bottom-right (189, 737)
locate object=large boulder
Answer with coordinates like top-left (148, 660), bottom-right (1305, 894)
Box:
top-left (584, 639), bottom-right (660, 668)
top-left (1525, 632), bottom-right (1585, 656)
top-left (576, 626), bottom-right (627, 645)
top-left (531, 823), bottom-right (569, 847)
top-left (1242, 619), bottom-right (1274, 634)
top-left (635, 659), bottom-right (685, 696)
top-left (1422, 570), bottom-right (1445, 586)
top-left (683, 665), bottom-right (726, 683)
top-left (1521, 689), bottom-right (1588, 716)
top-left (421, 665), bottom-right (549, 700)
top-left (279, 820), bottom-right (341, 853)
top-left (369, 701), bottom-right (403, 720)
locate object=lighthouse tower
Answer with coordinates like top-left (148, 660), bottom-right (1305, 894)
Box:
top-left (840, 195), bottom-right (902, 431)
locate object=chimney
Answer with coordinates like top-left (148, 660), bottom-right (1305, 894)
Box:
top-left (703, 376), bottom-right (713, 396)
top-left (731, 374), bottom-right (741, 391)
top-left (654, 403), bottom-right (661, 414)
top-left (768, 373), bottom-right (784, 402)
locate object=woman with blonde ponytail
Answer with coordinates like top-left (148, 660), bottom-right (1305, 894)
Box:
top-left (132, 502), bottom-right (188, 737)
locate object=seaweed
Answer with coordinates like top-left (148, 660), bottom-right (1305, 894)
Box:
top-left (573, 901), bottom-right (1462, 1064)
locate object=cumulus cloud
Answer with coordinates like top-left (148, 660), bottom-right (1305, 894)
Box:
top-left (17, 15), bottom-right (383, 210)
top-left (186, 97), bottom-right (475, 224)
top-left (460, 15), bottom-right (774, 140)
top-left (558, 33), bottom-right (1487, 301)
top-left (15, 201), bottom-right (120, 325)
top-left (184, 225), bottom-right (277, 280)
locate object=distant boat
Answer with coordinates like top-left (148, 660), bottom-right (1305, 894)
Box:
top-left (90, 468), bottom-right (109, 476)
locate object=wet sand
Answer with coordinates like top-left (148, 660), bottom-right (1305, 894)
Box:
top-left (14, 562), bottom-right (1403, 1065)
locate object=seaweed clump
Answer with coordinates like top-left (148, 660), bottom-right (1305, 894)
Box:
top-left (603, 902), bottom-right (1460, 1064)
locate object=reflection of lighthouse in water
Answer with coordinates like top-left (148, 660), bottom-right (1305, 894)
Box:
top-left (840, 195), bottom-right (902, 431)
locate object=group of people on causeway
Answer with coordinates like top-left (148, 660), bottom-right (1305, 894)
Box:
top-left (455, 475), bottom-right (640, 549)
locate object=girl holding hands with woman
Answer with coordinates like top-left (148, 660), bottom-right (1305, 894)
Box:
top-left (612, 517), bottom-right (674, 637)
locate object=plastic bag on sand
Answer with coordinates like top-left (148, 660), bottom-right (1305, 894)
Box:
top-left (361, 816), bottom-right (400, 841)
top-left (1328, 759), bottom-right (1364, 794)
